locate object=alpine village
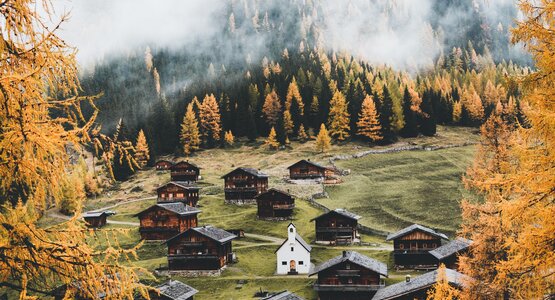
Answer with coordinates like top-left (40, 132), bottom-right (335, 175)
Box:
top-left (0, 1), bottom-right (553, 300)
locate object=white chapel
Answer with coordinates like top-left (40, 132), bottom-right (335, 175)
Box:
top-left (275, 223), bottom-right (312, 275)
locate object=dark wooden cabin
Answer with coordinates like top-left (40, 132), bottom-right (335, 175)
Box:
top-left (157, 182), bottom-right (200, 207)
top-left (311, 209), bottom-right (361, 245)
top-left (222, 167), bottom-right (269, 204)
top-left (288, 159), bottom-right (334, 180)
top-left (386, 224), bottom-right (449, 269)
top-left (83, 211), bottom-right (108, 228)
top-left (256, 188), bottom-right (295, 220)
top-left (135, 203), bottom-right (201, 241)
top-left (170, 161), bottom-right (200, 182)
top-left (372, 268), bottom-right (468, 300)
top-left (262, 290), bottom-right (304, 300)
top-left (429, 238), bottom-right (472, 270)
top-left (309, 251), bottom-right (388, 300)
top-left (145, 280), bottom-right (199, 300)
top-left (155, 160), bottom-right (174, 170)
top-left (165, 226), bottom-right (236, 271)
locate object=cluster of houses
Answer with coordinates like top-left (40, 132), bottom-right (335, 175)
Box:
top-left (81, 158), bottom-right (473, 299)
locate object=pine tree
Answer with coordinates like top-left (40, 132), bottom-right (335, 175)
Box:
top-left (265, 127), bottom-right (280, 150)
top-left (327, 90), bottom-right (350, 141)
top-left (315, 124), bottom-right (331, 153)
top-left (357, 95), bottom-right (383, 143)
top-left (400, 87), bottom-right (419, 138)
top-left (298, 123), bottom-right (309, 142)
top-left (180, 103), bottom-right (201, 155)
top-left (199, 93), bottom-right (222, 147)
top-left (224, 130), bottom-right (234, 147)
top-left (262, 89), bottom-right (282, 127)
top-left (379, 86), bottom-right (396, 143)
top-left (134, 129), bottom-right (150, 168)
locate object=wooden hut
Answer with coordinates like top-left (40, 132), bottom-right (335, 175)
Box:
top-left (311, 209), bottom-right (361, 245)
top-left (145, 280), bottom-right (199, 300)
top-left (170, 161), bottom-right (200, 182)
top-left (256, 188), bottom-right (295, 220)
top-left (222, 167), bottom-right (268, 204)
top-left (309, 251), bottom-right (388, 300)
top-left (429, 238), bottom-right (472, 270)
top-left (386, 224), bottom-right (449, 269)
top-left (83, 211), bottom-right (108, 228)
top-left (157, 182), bottom-right (200, 207)
top-left (165, 226), bottom-right (236, 272)
top-left (287, 159), bottom-right (334, 180)
top-left (155, 160), bottom-right (174, 170)
top-left (135, 203), bottom-right (201, 241)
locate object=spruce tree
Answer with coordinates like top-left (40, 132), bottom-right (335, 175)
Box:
top-left (357, 95), bottom-right (383, 143)
top-left (400, 87), bottom-right (419, 138)
top-left (379, 85), bottom-right (396, 144)
top-left (420, 90), bottom-right (437, 136)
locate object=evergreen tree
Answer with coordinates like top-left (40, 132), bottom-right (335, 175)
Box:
top-left (315, 124), bottom-right (331, 153)
top-left (379, 86), bottom-right (396, 143)
top-left (180, 103), bottom-right (201, 155)
top-left (420, 90), bottom-right (437, 136)
top-left (134, 129), bottom-right (150, 168)
top-left (357, 95), bottom-right (382, 143)
top-left (265, 127), bottom-right (279, 150)
top-left (199, 93), bottom-right (222, 147)
top-left (400, 87), bottom-right (419, 138)
top-left (327, 90), bottom-right (350, 141)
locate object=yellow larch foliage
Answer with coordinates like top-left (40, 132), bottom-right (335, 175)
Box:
top-left (265, 127), bottom-right (280, 150)
top-left (461, 84), bottom-right (484, 124)
top-left (327, 90), bottom-right (350, 141)
top-left (297, 123), bottom-right (309, 142)
top-left (224, 130), bottom-right (235, 147)
top-left (283, 110), bottom-right (294, 136)
top-left (198, 94), bottom-right (222, 145)
top-left (134, 129), bottom-right (150, 168)
top-left (357, 95), bottom-right (383, 143)
top-left (180, 103), bottom-right (201, 155)
top-left (285, 77), bottom-right (304, 114)
top-left (452, 101), bottom-right (462, 123)
top-left (262, 90), bottom-right (282, 127)
top-left (315, 124), bottom-right (331, 153)
top-left (427, 264), bottom-right (461, 300)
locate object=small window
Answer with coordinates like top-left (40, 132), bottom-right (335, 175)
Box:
top-left (399, 244), bottom-right (404, 250)
top-left (346, 263), bottom-right (350, 270)
top-left (432, 243), bottom-right (437, 248)
top-left (299, 261), bottom-right (304, 265)
top-left (423, 243), bottom-right (428, 249)
top-left (290, 228), bottom-right (294, 233)
top-left (291, 247), bottom-right (294, 252)
top-left (282, 261), bottom-right (287, 265)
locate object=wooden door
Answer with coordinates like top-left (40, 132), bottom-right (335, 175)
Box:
top-left (289, 260), bottom-right (296, 271)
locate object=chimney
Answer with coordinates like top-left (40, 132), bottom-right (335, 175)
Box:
top-left (342, 251), bottom-right (347, 257)
top-left (406, 275), bottom-right (411, 283)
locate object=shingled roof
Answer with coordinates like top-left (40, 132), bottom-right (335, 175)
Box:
top-left (429, 238), bottom-right (473, 260)
top-left (255, 188), bottom-right (295, 199)
top-left (287, 159), bottom-right (330, 170)
top-left (134, 202), bottom-right (201, 217)
top-left (275, 234), bottom-right (312, 253)
top-left (155, 280), bottom-right (198, 300)
top-left (310, 208), bottom-right (361, 222)
top-left (156, 181), bottom-right (201, 191)
top-left (222, 167), bottom-right (269, 178)
top-left (166, 225), bottom-right (236, 245)
top-left (386, 224), bottom-right (449, 241)
top-left (262, 290), bottom-right (305, 300)
top-left (83, 211), bottom-right (108, 218)
top-left (371, 268), bottom-right (468, 300)
top-left (171, 160), bottom-right (200, 170)
top-left (309, 251), bottom-right (388, 277)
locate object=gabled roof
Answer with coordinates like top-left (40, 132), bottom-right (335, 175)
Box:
top-left (386, 224), bottom-right (449, 241)
top-left (155, 159), bottom-right (174, 164)
top-left (309, 251), bottom-right (388, 277)
top-left (262, 290), bottom-right (305, 300)
top-left (170, 160), bottom-right (200, 170)
top-left (275, 234), bottom-right (312, 253)
top-left (83, 211), bottom-right (108, 218)
top-left (287, 159), bottom-right (331, 170)
top-left (134, 202), bottom-right (201, 217)
top-left (429, 238), bottom-right (473, 260)
top-left (166, 225), bottom-right (236, 245)
top-left (156, 181), bottom-right (201, 192)
top-left (255, 188), bottom-right (294, 199)
top-left (310, 208), bottom-right (361, 222)
top-left (222, 167), bottom-right (269, 178)
top-left (155, 279), bottom-right (198, 300)
top-left (372, 268), bottom-right (468, 300)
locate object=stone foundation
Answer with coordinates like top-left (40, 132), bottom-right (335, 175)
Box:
top-left (155, 266), bottom-right (225, 277)
top-left (224, 199), bottom-right (256, 205)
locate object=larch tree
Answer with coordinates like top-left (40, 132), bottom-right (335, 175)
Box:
top-left (134, 129), bottom-right (150, 168)
top-left (265, 127), bottom-right (279, 150)
top-left (283, 110), bottom-right (295, 136)
top-left (297, 123), bottom-right (309, 142)
top-left (459, 1), bottom-right (555, 298)
top-left (327, 90), bottom-right (350, 142)
top-left (224, 130), bottom-right (235, 147)
top-left (426, 264), bottom-right (461, 300)
top-left (199, 93), bottom-right (222, 147)
top-left (315, 124), bottom-right (331, 153)
top-left (357, 95), bottom-right (382, 143)
top-left (262, 89), bottom-right (282, 127)
top-left (0, 1), bottom-right (150, 298)
top-left (180, 103), bottom-right (201, 156)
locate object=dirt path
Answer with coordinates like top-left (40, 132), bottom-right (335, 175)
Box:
top-left (89, 196), bottom-right (157, 212)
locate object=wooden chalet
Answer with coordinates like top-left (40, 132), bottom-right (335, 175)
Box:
top-left (386, 224), bottom-right (449, 269)
top-left (262, 290), bottom-right (305, 300)
top-left (256, 188), bottom-right (295, 220)
top-left (165, 226), bottom-right (236, 271)
top-left (311, 209), bottom-right (361, 245)
top-left (157, 181), bottom-right (200, 207)
top-left (135, 203), bottom-right (201, 241)
top-left (170, 161), bottom-right (200, 182)
top-left (287, 159), bottom-right (334, 180)
top-left (155, 160), bottom-right (174, 170)
top-left (83, 211), bottom-right (108, 228)
top-left (144, 279), bottom-right (199, 300)
top-left (371, 268), bottom-right (468, 300)
top-left (429, 238), bottom-right (472, 270)
top-left (222, 167), bottom-right (269, 204)
top-left (309, 251), bottom-right (388, 300)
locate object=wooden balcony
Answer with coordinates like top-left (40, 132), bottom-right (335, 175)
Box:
top-left (273, 203), bottom-right (295, 210)
top-left (139, 227), bottom-right (179, 233)
top-left (313, 283), bottom-right (385, 292)
top-left (393, 248), bottom-right (438, 254)
top-left (316, 227), bottom-right (354, 233)
top-left (336, 270), bottom-right (361, 277)
top-left (225, 187), bottom-right (257, 192)
top-left (170, 171), bottom-right (197, 176)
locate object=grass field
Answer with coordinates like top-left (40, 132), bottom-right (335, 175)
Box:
top-left (34, 126), bottom-right (478, 299)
